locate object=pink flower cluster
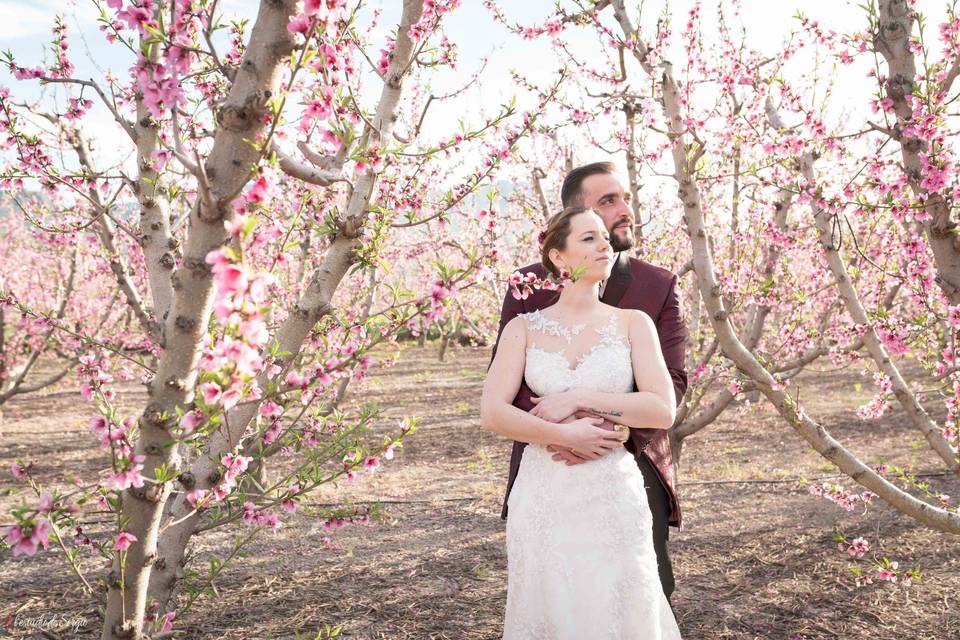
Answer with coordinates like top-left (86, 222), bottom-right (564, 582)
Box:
top-left (205, 248), bottom-right (274, 333)
top-left (87, 408), bottom-right (145, 492)
top-left (944, 381), bottom-right (960, 449)
top-left (186, 451), bottom-right (251, 510)
top-left (855, 561), bottom-right (915, 588)
top-left (856, 372), bottom-right (893, 420)
top-left (288, 0), bottom-right (348, 35)
top-left (77, 352), bottom-right (115, 402)
top-left (8, 18), bottom-right (74, 81)
top-left (115, 530), bottom-right (138, 551)
top-left (876, 322), bottom-right (909, 356)
top-left (408, 0), bottom-right (462, 42)
top-left (63, 97), bottom-right (93, 121)
top-left (377, 38), bottom-right (396, 76)
top-left (939, 15), bottom-right (960, 60)
top-left (508, 270), bottom-right (561, 301)
top-left (808, 482), bottom-right (876, 512)
top-left (300, 86), bottom-right (336, 133)
top-left (320, 512), bottom-right (370, 532)
top-left (100, 1), bottom-right (196, 119)
top-left (477, 209), bottom-right (497, 232)
top-left (3, 518), bottom-right (53, 556)
top-left (242, 501), bottom-right (281, 530)
top-left (426, 280), bottom-right (454, 322)
top-left (193, 249), bottom-right (275, 420)
top-left (132, 52), bottom-right (187, 121)
top-left (838, 536), bottom-right (870, 559)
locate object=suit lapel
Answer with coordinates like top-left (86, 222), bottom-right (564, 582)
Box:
top-left (601, 251), bottom-right (633, 307)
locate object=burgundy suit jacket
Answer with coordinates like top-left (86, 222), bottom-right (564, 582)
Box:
top-left (491, 252), bottom-right (688, 528)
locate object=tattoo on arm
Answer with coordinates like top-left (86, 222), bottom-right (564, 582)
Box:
top-left (586, 407), bottom-right (623, 418)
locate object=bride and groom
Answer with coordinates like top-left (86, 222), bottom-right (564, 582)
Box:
top-left (481, 162), bottom-right (688, 638)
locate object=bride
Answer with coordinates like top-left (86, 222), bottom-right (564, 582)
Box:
top-left (481, 206), bottom-right (682, 639)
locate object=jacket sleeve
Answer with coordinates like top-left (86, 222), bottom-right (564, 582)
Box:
top-left (489, 283), bottom-right (536, 413)
top-left (657, 274), bottom-right (688, 406)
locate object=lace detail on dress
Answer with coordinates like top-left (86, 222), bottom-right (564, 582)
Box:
top-left (520, 308), bottom-right (585, 344)
top-left (519, 311), bottom-right (633, 398)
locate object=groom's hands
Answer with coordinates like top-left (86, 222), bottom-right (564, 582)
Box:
top-left (545, 411), bottom-right (624, 465)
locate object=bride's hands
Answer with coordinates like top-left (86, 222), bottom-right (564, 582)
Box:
top-left (530, 391), bottom-right (581, 423)
top-left (556, 416), bottom-right (625, 458)
top-left (547, 412), bottom-right (626, 465)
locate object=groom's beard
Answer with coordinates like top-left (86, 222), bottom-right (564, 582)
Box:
top-left (609, 225), bottom-right (634, 252)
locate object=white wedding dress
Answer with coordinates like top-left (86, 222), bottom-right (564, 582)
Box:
top-left (503, 308), bottom-right (681, 639)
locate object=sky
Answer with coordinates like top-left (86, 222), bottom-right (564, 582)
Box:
top-left (1, 1), bottom-right (953, 184)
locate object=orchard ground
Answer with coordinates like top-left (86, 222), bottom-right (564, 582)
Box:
top-left (2, 344), bottom-right (959, 640)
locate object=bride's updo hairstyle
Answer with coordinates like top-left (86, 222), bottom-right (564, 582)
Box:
top-left (540, 205), bottom-right (591, 278)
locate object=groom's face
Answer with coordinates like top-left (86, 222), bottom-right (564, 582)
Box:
top-left (579, 172), bottom-right (634, 252)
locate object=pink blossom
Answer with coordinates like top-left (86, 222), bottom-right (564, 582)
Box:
top-left (10, 462), bottom-right (25, 479)
top-left (263, 420), bottom-right (282, 445)
top-left (363, 455), bottom-right (381, 473)
top-left (200, 382), bottom-right (222, 405)
top-left (107, 456), bottom-right (145, 491)
top-left (216, 264), bottom-right (248, 297)
top-left (242, 501), bottom-right (257, 524)
top-left (4, 518), bottom-right (53, 556)
top-left (313, 367), bottom-right (333, 386)
top-left (186, 488), bottom-right (209, 509)
top-left (179, 409), bottom-right (205, 434)
top-left (847, 536), bottom-right (869, 558)
top-left (114, 531), bottom-right (137, 551)
top-left (875, 567), bottom-right (897, 582)
top-left (38, 492), bottom-right (53, 513)
top-left (286, 371), bottom-right (308, 388)
top-left (246, 172), bottom-right (276, 205)
top-left (221, 452), bottom-right (251, 480)
top-left (221, 388), bottom-right (242, 411)
top-left (259, 400), bottom-right (283, 417)
top-left (224, 213), bottom-right (248, 237)
top-left (288, 13), bottom-right (312, 35)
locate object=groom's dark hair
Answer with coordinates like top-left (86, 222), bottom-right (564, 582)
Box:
top-left (560, 161), bottom-right (617, 208)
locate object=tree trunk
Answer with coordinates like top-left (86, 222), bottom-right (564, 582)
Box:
top-left (142, 1), bottom-right (426, 621)
top-left (101, 2), bottom-right (300, 637)
top-left (875, 0), bottom-right (960, 302)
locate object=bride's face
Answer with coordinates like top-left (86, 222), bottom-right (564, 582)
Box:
top-left (550, 211), bottom-right (614, 283)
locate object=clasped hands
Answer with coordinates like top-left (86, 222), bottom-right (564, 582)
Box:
top-left (530, 390), bottom-right (628, 466)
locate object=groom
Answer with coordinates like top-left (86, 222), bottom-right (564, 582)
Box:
top-left (492, 162), bottom-right (688, 603)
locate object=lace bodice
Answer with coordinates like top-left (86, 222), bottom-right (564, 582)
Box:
top-left (519, 308), bottom-right (633, 397)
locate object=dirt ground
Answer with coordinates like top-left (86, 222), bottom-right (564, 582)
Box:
top-left (1, 343), bottom-right (959, 639)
